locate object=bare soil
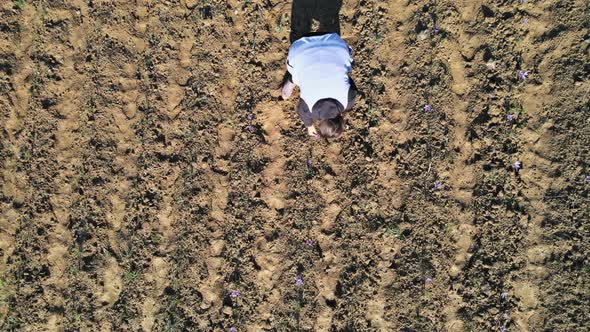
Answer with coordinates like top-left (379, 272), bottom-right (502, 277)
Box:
top-left (0, 0), bottom-right (589, 331)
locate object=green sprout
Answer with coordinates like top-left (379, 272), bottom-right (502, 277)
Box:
top-left (13, 0), bottom-right (25, 10)
top-left (508, 101), bottom-right (526, 117)
top-left (29, 75), bottom-right (40, 96)
top-left (123, 271), bottom-right (136, 283)
top-left (276, 14), bottom-right (285, 33)
top-left (384, 223), bottom-right (401, 238)
top-left (150, 232), bottom-right (163, 244)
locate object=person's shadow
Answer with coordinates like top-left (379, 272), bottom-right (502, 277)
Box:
top-left (290, 0), bottom-right (342, 42)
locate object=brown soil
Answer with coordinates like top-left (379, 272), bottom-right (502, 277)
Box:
top-left (1, 0), bottom-right (589, 331)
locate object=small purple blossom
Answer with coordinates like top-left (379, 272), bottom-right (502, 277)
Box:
top-left (522, 18), bottom-right (528, 24)
top-left (247, 125), bottom-right (255, 132)
top-left (585, 175), bottom-right (590, 183)
top-left (247, 113), bottom-right (254, 120)
top-left (501, 292), bottom-right (508, 299)
top-left (500, 326), bottom-right (506, 332)
top-left (229, 327), bottom-right (237, 332)
top-left (230, 290), bottom-right (239, 298)
top-left (296, 275), bottom-right (303, 287)
top-left (506, 114), bottom-right (515, 122)
top-left (305, 239), bottom-right (313, 246)
top-left (312, 133), bottom-right (319, 139)
top-left (517, 70), bottom-right (529, 80)
top-left (514, 161), bottom-right (522, 172)
top-left (425, 277), bottom-right (433, 283)
top-left (307, 159), bottom-right (312, 166)
top-left (434, 24), bottom-right (440, 34)
top-left (434, 181), bottom-right (442, 190)
top-left (503, 313), bottom-right (509, 319)
top-left (423, 104), bottom-right (432, 112)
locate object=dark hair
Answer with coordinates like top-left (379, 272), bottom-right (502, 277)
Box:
top-left (317, 115), bottom-right (345, 139)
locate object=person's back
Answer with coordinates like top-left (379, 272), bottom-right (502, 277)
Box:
top-left (281, 33), bottom-right (357, 139)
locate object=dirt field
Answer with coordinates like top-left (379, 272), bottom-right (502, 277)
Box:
top-left (0, 0), bottom-right (589, 331)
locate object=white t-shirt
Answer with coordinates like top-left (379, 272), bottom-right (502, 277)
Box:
top-left (287, 33), bottom-right (352, 110)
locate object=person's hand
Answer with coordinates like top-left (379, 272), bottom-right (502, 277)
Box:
top-left (307, 125), bottom-right (318, 138)
top-left (281, 81), bottom-right (295, 100)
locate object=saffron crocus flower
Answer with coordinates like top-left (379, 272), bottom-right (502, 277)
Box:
top-left (501, 292), bottom-right (508, 299)
top-left (425, 277), bottom-right (433, 283)
top-left (230, 327), bottom-right (237, 332)
top-left (517, 70), bottom-right (529, 80)
top-left (434, 181), bottom-right (442, 190)
top-left (423, 104), bottom-right (432, 112)
top-left (312, 133), bottom-right (319, 139)
top-left (514, 161), bottom-right (522, 172)
top-left (230, 290), bottom-right (239, 298)
top-left (247, 125), bottom-right (254, 132)
top-left (296, 275), bottom-right (303, 287)
top-left (305, 239), bottom-right (313, 246)
top-left (247, 114), bottom-right (254, 120)
top-left (506, 114), bottom-right (515, 122)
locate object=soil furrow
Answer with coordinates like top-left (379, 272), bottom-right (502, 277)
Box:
top-left (1, 0), bottom-right (587, 330)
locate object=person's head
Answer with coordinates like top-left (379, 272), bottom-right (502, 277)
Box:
top-left (314, 98), bottom-right (347, 139)
top-left (317, 115), bottom-right (345, 138)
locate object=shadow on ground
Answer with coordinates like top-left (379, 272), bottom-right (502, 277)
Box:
top-left (290, 0), bottom-right (342, 42)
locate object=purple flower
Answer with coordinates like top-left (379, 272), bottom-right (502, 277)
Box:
top-left (307, 159), bottom-right (312, 166)
top-left (514, 161), bottom-right (522, 172)
top-left (423, 104), bottom-right (432, 112)
top-left (425, 277), bottom-right (433, 283)
top-left (517, 70), bottom-right (529, 80)
top-left (305, 239), bottom-right (313, 246)
top-left (522, 18), bottom-right (528, 24)
top-left (433, 181), bottom-right (442, 190)
top-left (501, 292), bottom-right (508, 299)
top-left (230, 327), bottom-right (237, 332)
top-left (247, 125), bottom-right (255, 132)
top-left (230, 290), bottom-right (239, 298)
top-left (500, 326), bottom-right (506, 332)
top-left (247, 114), bottom-right (254, 120)
top-left (434, 25), bottom-right (440, 34)
top-left (503, 313), bottom-right (509, 319)
top-left (506, 114), bottom-right (515, 122)
top-left (585, 175), bottom-right (590, 183)
top-left (296, 275), bottom-right (303, 287)
top-left (312, 132), bottom-right (319, 139)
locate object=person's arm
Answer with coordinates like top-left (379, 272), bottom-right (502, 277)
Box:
top-left (296, 98), bottom-right (314, 127)
top-left (297, 99), bottom-right (319, 136)
top-left (345, 77), bottom-right (358, 111)
top-left (280, 71), bottom-right (293, 88)
top-left (281, 71), bottom-right (296, 100)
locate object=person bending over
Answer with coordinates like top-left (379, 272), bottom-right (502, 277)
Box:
top-left (281, 32), bottom-right (357, 139)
